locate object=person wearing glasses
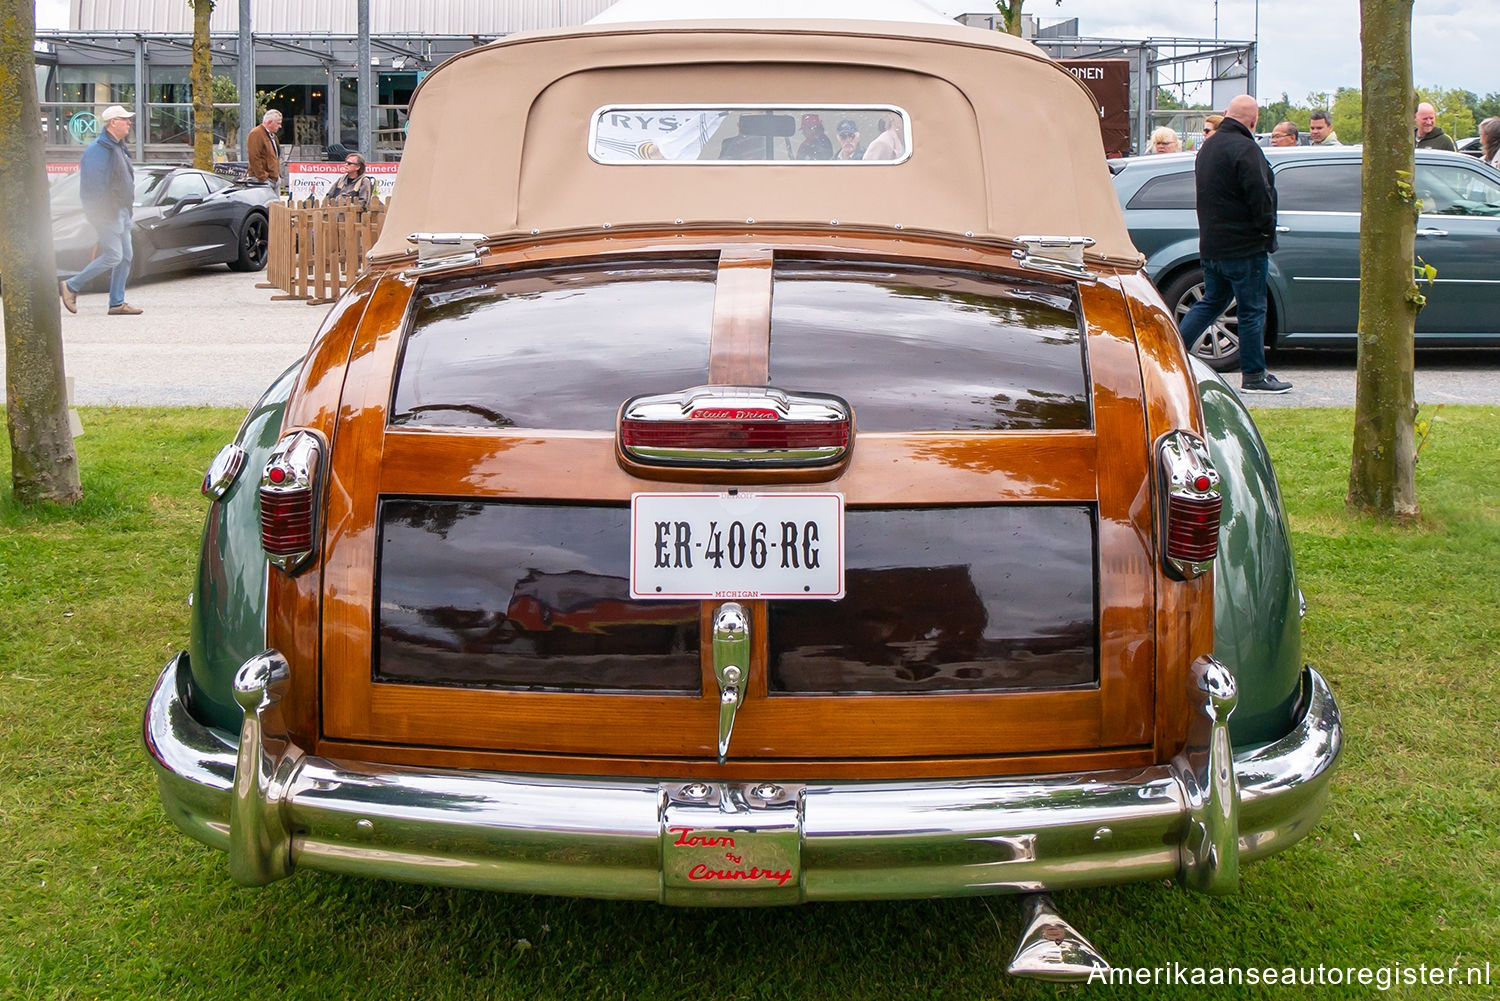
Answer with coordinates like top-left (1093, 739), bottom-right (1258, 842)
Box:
top-left (1202, 114), bottom-right (1223, 139)
top-left (1148, 126), bottom-right (1181, 153)
top-left (1269, 122), bottom-right (1299, 147)
top-left (834, 118), bottom-right (865, 160)
top-left (324, 152), bottom-right (376, 207)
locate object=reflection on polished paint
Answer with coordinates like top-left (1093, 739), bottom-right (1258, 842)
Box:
top-left (377, 500), bottom-right (701, 692)
top-left (770, 506), bottom-right (1097, 693)
top-left (770, 261), bottom-right (1091, 431)
top-left (391, 260), bottom-right (717, 430)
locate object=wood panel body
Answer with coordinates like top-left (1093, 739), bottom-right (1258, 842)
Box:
top-left (1117, 272), bottom-right (1216, 761)
top-left (269, 232), bottom-right (1202, 778)
top-left (263, 270), bottom-right (382, 748)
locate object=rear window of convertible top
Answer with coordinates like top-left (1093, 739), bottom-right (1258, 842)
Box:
top-left (389, 258), bottom-right (1090, 432)
top-left (589, 105), bottom-right (911, 164)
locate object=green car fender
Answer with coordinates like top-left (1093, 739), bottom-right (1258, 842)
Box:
top-left (1192, 358), bottom-right (1305, 747)
top-left (186, 361), bottom-right (299, 733)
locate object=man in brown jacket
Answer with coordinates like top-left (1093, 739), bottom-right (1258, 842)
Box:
top-left (247, 109), bottom-right (284, 187)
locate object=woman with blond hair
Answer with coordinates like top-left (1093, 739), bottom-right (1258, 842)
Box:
top-left (1148, 126), bottom-right (1181, 154)
top-left (1202, 114), bottom-right (1224, 139)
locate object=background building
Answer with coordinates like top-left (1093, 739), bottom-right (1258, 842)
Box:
top-left (35, 2), bottom-right (1250, 162)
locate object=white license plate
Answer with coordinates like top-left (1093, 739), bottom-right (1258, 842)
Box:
top-left (630, 492), bottom-right (844, 600)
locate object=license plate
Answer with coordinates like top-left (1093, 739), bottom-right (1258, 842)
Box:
top-left (630, 492), bottom-right (844, 600)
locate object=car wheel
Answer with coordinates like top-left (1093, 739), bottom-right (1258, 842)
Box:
top-left (1161, 268), bottom-right (1240, 372)
top-left (229, 212), bottom-right (269, 272)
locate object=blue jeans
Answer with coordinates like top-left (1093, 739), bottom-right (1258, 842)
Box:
top-left (1177, 254), bottom-right (1269, 379)
top-left (66, 208), bottom-right (134, 307)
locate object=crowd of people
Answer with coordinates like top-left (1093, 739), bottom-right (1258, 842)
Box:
top-left (1144, 97), bottom-right (1500, 398)
top-left (1147, 102), bottom-right (1498, 159)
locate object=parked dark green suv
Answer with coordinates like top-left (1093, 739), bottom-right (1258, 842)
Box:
top-left (1111, 148), bottom-right (1500, 370)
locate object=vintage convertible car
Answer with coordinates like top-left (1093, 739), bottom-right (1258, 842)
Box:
top-left (144, 6), bottom-right (1342, 981)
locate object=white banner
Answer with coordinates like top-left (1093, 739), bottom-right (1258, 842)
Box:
top-left (287, 161), bottom-right (399, 203)
top-left (592, 110), bottom-right (730, 162)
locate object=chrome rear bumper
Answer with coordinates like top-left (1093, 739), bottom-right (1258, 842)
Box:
top-left (144, 651), bottom-right (1341, 904)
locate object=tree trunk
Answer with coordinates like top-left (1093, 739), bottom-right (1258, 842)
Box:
top-left (995, 1), bottom-right (1024, 35)
top-left (0, 0), bottom-right (83, 505)
top-left (191, 0), bottom-right (215, 170)
top-left (1348, 0), bottom-right (1418, 518)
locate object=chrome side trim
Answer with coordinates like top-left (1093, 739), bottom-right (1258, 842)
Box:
top-left (144, 654), bottom-right (1341, 904)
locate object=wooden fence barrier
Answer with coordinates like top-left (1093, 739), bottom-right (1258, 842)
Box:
top-left (260, 198), bottom-right (387, 305)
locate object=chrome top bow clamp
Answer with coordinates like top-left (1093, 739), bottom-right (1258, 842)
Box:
top-left (1011, 235), bottom-right (1099, 282)
top-left (712, 603), bottom-right (750, 763)
top-left (404, 232), bottom-right (487, 274)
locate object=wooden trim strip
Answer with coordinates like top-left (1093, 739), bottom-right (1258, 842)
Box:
top-left (377, 429), bottom-right (1101, 503)
top-left (313, 738), bottom-right (1156, 781)
top-left (708, 247), bottom-right (773, 385)
top-left (346, 683), bottom-right (1109, 758)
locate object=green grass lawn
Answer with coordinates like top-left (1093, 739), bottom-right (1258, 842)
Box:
top-left (1, 407), bottom-right (1496, 1000)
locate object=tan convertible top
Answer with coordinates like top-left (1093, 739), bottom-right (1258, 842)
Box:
top-left (370, 19), bottom-right (1139, 262)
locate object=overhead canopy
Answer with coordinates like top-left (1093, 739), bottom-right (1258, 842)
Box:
top-left (371, 19), bottom-right (1139, 263)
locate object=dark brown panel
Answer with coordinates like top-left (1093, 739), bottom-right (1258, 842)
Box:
top-left (376, 500), bottom-right (701, 692)
top-left (390, 259), bottom-right (716, 430)
top-left (768, 506), bottom-right (1096, 694)
top-left (770, 259), bottom-right (1090, 431)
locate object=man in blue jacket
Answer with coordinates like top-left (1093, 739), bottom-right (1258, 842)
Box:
top-left (1177, 94), bottom-right (1290, 394)
top-left (59, 105), bottom-right (143, 316)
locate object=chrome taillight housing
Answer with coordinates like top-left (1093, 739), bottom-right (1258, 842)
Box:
top-left (1156, 430), bottom-right (1222, 580)
top-left (201, 443), bottom-right (247, 500)
top-left (259, 430), bottom-right (323, 572)
top-left (619, 385), bottom-right (852, 468)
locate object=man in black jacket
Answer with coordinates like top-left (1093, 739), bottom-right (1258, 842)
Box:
top-left (1178, 94), bottom-right (1291, 393)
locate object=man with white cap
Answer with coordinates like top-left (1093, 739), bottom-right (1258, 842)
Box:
top-left (59, 105), bottom-right (142, 315)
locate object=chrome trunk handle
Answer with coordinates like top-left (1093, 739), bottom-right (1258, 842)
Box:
top-left (712, 603), bottom-right (750, 763)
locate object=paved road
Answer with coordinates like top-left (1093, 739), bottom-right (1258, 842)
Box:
top-left (2, 268), bottom-right (320, 407)
top-left (1241, 346), bottom-right (1500, 409)
top-left (4, 267), bottom-right (1499, 409)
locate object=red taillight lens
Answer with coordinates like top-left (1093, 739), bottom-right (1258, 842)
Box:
top-left (260, 487), bottom-right (314, 556)
top-left (1157, 430), bottom-right (1221, 580)
top-left (1166, 492), bottom-right (1222, 563)
top-left (620, 418), bottom-right (850, 451)
top-left (619, 387), bottom-right (852, 468)
top-left (259, 430), bottom-right (322, 572)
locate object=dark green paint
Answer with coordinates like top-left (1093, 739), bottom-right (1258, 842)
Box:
top-left (185, 361), bottom-right (298, 732)
top-left (1194, 359), bottom-right (1306, 746)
